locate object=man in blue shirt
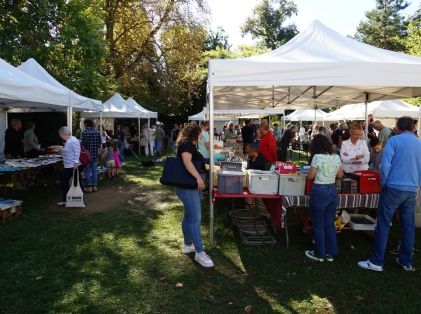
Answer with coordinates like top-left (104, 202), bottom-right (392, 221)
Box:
top-left (358, 117), bottom-right (421, 272)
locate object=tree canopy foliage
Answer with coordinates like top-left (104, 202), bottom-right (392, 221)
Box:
top-left (355, 0), bottom-right (410, 51)
top-left (2, 0), bottom-right (421, 118)
top-left (241, 0), bottom-right (298, 50)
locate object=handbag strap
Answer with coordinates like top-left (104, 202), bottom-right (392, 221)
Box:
top-left (72, 168), bottom-right (79, 187)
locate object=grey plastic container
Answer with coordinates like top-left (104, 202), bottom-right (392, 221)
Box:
top-left (218, 173), bottom-right (243, 193)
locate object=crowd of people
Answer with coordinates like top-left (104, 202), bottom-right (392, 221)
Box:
top-left (174, 116), bottom-right (420, 272)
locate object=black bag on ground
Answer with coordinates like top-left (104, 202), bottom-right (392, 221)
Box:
top-left (159, 156), bottom-right (202, 189)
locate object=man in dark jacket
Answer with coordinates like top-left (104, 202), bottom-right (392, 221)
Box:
top-left (5, 119), bottom-right (24, 158)
top-left (82, 119), bottom-right (102, 192)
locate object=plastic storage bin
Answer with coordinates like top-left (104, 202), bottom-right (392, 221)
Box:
top-left (218, 172), bottom-right (243, 193)
top-left (247, 170), bottom-right (279, 195)
top-left (348, 214), bottom-right (376, 231)
top-left (352, 170), bottom-right (381, 194)
top-left (278, 173), bottom-right (306, 196)
top-left (221, 161), bottom-right (242, 172)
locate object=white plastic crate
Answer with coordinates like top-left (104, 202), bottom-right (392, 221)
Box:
top-left (278, 173), bottom-right (306, 196)
top-left (349, 214), bottom-right (376, 231)
top-left (247, 170), bottom-right (279, 195)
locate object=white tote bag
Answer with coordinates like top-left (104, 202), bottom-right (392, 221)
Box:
top-left (66, 170), bottom-right (85, 208)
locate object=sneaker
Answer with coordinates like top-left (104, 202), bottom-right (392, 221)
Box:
top-left (182, 243), bottom-right (196, 254)
top-left (93, 186), bottom-right (98, 192)
top-left (357, 259), bottom-right (383, 272)
top-left (194, 252), bottom-right (214, 268)
top-left (390, 243), bottom-right (415, 256)
top-left (305, 250), bottom-right (324, 262)
top-left (85, 187), bottom-right (93, 193)
top-left (56, 201), bottom-right (66, 206)
top-left (325, 255), bottom-right (334, 262)
top-left (389, 243), bottom-right (400, 255)
top-left (395, 258), bottom-right (416, 272)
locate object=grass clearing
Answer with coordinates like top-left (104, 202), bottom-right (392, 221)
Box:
top-left (1, 157), bottom-right (420, 313)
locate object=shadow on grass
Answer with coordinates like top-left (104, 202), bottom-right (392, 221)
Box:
top-left (0, 160), bottom-right (276, 313)
top-left (2, 158), bottom-right (420, 313)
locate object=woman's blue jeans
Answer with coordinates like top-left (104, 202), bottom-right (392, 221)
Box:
top-left (370, 186), bottom-right (416, 267)
top-left (176, 187), bottom-right (204, 253)
top-left (84, 161), bottom-right (98, 187)
top-left (309, 184), bottom-right (339, 258)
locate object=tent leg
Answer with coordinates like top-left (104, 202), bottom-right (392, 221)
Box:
top-left (138, 117), bottom-right (141, 156)
top-left (67, 107), bottom-right (73, 133)
top-left (364, 93), bottom-right (369, 141)
top-left (209, 85), bottom-right (215, 246)
top-left (418, 105), bottom-right (421, 136)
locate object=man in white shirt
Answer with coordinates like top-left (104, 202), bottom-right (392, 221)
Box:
top-left (340, 123), bottom-right (370, 173)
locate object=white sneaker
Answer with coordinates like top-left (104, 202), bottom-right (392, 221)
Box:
top-left (182, 243), bottom-right (196, 254)
top-left (194, 252), bottom-right (214, 268)
top-left (357, 259), bottom-right (383, 272)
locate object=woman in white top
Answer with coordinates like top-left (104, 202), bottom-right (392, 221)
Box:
top-left (340, 123), bottom-right (370, 173)
top-left (57, 127), bottom-right (82, 206)
top-left (306, 134), bottom-right (344, 262)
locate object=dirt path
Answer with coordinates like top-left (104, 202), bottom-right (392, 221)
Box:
top-left (53, 183), bottom-right (179, 214)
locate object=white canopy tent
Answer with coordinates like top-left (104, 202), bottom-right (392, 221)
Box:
top-left (83, 93), bottom-right (137, 119)
top-left (0, 58), bottom-right (69, 109)
top-left (206, 20), bottom-right (421, 245)
top-left (324, 99), bottom-right (420, 120)
top-left (0, 58), bottom-right (72, 160)
top-left (83, 94), bottom-right (157, 155)
top-left (18, 58), bottom-right (102, 128)
top-left (285, 109), bottom-right (327, 122)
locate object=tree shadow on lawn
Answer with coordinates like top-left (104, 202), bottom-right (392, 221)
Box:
top-left (0, 185), bottom-right (276, 313)
top-left (230, 221), bottom-right (421, 314)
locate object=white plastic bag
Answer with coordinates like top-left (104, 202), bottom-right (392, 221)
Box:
top-left (66, 170), bottom-right (85, 208)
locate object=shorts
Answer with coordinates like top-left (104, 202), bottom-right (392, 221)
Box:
top-left (107, 160), bottom-right (115, 167)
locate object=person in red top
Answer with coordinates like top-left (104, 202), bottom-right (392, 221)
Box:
top-left (258, 121), bottom-right (277, 163)
top-left (256, 122), bottom-right (282, 230)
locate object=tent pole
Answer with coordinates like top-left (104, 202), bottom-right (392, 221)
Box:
top-left (100, 109), bottom-right (103, 139)
top-left (148, 118), bottom-right (150, 128)
top-left (209, 85), bottom-right (215, 246)
top-left (138, 116), bottom-right (141, 156)
top-left (418, 105), bottom-right (421, 136)
top-left (364, 93), bottom-right (369, 141)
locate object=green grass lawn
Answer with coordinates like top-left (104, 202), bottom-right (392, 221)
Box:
top-left (1, 157), bottom-right (420, 313)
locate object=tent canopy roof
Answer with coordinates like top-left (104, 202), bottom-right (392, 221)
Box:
top-left (126, 97), bottom-right (157, 119)
top-left (193, 108), bottom-right (285, 120)
top-left (82, 93), bottom-right (154, 119)
top-left (285, 109), bottom-right (327, 121)
top-left (18, 58), bottom-right (102, 112)
top-left (208, 20), bottom-right (421, 111)
top-left (325, 99), bottom-right (420, 120)
top-left (0, 58), bottom-right (70, 110)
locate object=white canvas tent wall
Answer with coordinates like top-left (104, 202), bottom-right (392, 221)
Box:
top-left (285, 109), bottom-right (327, 122)
top-left (206, 20), bottom-right (421, 245)
top-left (18, 58), bottom-right (102, 128)
top-left (324, 100), bottom-right (420, 120)
top-left (0, 58), bottom-right (71, 160)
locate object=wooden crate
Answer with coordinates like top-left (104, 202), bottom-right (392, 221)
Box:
top-left (0, 202), bottom-right (23, 223)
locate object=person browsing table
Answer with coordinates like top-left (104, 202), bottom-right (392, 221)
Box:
top-left (258, 121), bottom-right (277, 166)
top-left (305, 134), bottom-right (344, 262)
top-left (57, 127), bottom-right (83, 206)
top-left (340, 123), bottom-right (369, 173)
top-left (176, 124), bottom-right (214, 268)
top-left (358, 117), bottom-right (421, 272)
